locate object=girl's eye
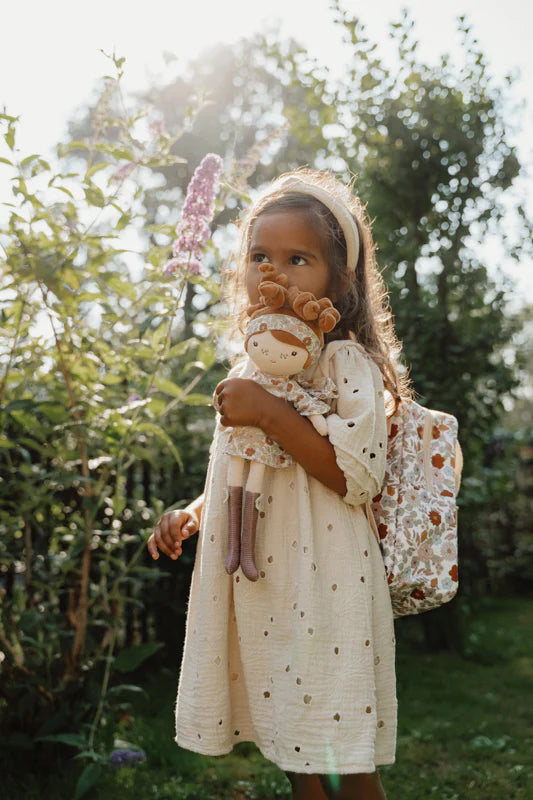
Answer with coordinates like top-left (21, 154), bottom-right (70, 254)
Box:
top-left (251, 253), bottom-right (267, 263)
top-left (290, 255), bottom-right (307, 266)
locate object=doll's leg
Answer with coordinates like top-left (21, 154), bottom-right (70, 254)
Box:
top-left (225, 457), bottom-right (245, 575)
top-left (240, 460), bottom-right (265, 582)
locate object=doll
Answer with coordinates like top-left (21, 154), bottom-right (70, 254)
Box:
top-left (221, 263), bottom-right (341, 581)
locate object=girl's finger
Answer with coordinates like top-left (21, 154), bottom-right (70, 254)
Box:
top-left (159, 514), bottom-right (175, 552)
top-left (169, 512), bottom-right (186, 542)
top-left (147, 533), bottom-right (159, 560)
top-left (182, 519), bottom-right (197, 537)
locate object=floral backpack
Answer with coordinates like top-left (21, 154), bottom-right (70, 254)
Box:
top-left (364, 399), bottom-right (463, 619)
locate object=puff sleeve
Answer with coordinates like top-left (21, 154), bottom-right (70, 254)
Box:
top-left (326, 342), bottom-right (388, 508)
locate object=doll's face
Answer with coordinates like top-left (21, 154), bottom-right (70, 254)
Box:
top-left (247, 330), bottom-right (308, 376)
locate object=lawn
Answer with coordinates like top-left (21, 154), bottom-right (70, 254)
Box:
top-left (13, 596), bottom-right (533, 799)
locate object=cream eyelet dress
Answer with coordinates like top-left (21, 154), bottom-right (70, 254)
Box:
top-left (174, 339), bottom-right (397, 774)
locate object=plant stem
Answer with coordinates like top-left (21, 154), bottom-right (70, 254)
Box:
top-left (88, 626), bottom-right (117, 751)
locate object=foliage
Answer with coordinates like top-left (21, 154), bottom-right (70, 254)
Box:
top-left (0, 52), bottom-right (236, 793)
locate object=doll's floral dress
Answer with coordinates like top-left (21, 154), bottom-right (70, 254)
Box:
top-left (224, 370), bottom-right (338, 468)
top-left (174, 340), bottom-right (397, 774)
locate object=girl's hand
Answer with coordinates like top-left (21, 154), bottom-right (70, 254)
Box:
top-left (148, 508), bottom-right (199, 561)
top-left (214, 378), bottom-right (275, 428)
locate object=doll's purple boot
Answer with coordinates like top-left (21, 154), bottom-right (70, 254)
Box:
top-left (240, 490), bottom-right (261, 581)
top-left (225, 485), bottom-right (243, 575)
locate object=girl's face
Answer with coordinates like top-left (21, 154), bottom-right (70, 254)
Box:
top-left (247, 330), bottom-right (308, 376)
top-left (246, 210), bottom-right (331, 305)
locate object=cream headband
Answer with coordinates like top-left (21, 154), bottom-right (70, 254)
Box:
top-left (258, 176), bottom-right (360, 274)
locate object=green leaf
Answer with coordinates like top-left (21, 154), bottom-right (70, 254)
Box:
top-left (36, 733), bottom-right (87, 747)
top-left (86, 162), bottom-right (110, 179)
top-left (113, 641), bottom-right (165, 672)
top-left (182, 393), bottom-right (213, 406)
top-left (74, 763), bottom-right (102, 800)
top-left (152, 376), bottom-right (183, 398)
top-left (53, 185), bottom-right (74, 198)
top-left (20, 154), bottom-right (41, 167)
top-left (107, 274), bottom-right (136, 301)
top-left (116, 212), bottom-right (131, 231)
top-left (5, 123), bottom-right (15, 150)
top-left (84, 184), bottom-right (106, 208)
top-left (0, 156), bottom-right (14, 166)
top-left (5, 398), bottom-right (38, 412)
top-left (197, 341), bottom-right (216, 369)
top-left (133, 421), bottom-right (183, 470)
top-left (166, 338), bottom-right (199, 360)
top-left (107, 683), bottom-right (147, 697)
top-left (102, 372), bottom-right (125, 385)
top-left (0, 436), bottom-right (13, 447)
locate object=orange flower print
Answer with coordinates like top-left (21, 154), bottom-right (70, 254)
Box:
top-left (449, 564), bottom-right (459, 582)
top-left (390, 423), bottom-right (399, 439)
top-left (378, 523), bottom-right (389, 540)
top-left (432, 453), bottom-right (445, 469)
top-left (387, 486), bottom-right (395, 497)
top-left (372, 492), bottom-right (383, 503)
top-left (265, 436), bottom-right (273, 445)
top-left (245, 447), bottom-right (256, 457)
top-left (429, 510), bottom-right (441, 525)
top-left (430, 577), bottom-right (438, 588)
top-left (432, 425), bottom-right (441, 439)
top-left (441, 489), bottom-right (454, 497)
top-left (417, 425), bottom-right (424, 439)
top-left (411, 588), bottom-right (426, 600)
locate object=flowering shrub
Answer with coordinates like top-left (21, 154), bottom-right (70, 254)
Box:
top-left (0, 54), bottom-right (235, 797)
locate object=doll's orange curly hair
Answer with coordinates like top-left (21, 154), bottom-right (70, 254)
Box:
top-left (246, 262), bottom-right (340, 339)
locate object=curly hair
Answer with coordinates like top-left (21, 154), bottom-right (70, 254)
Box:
top-left (222, 167), bottom-right (415, 417)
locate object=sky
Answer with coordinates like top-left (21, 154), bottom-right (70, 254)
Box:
top-left (1, 0), bottom-right (532, 306)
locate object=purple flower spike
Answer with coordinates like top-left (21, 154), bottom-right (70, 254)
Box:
top-left (164, 153), bottom-right (223, 277)
top-left (110, 748), bottom-right (146, 767)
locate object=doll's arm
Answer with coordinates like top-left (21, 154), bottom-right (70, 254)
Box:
top-left (308, 414), bottom-right (328, 436)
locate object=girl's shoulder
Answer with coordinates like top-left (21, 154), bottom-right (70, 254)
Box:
top-left (321, 338), bottom-right (370, 365)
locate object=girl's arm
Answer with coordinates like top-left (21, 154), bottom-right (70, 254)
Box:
top-left (215, 378), bottom-right (347, 496)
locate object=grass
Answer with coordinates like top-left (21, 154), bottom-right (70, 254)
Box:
top-left (10, 596), bottom-right (533, 799)
top-left (380, 595), bottom-right (533, 799)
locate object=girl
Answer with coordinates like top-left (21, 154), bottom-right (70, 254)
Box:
top-left (148, 168), bottom-right (414, 800)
